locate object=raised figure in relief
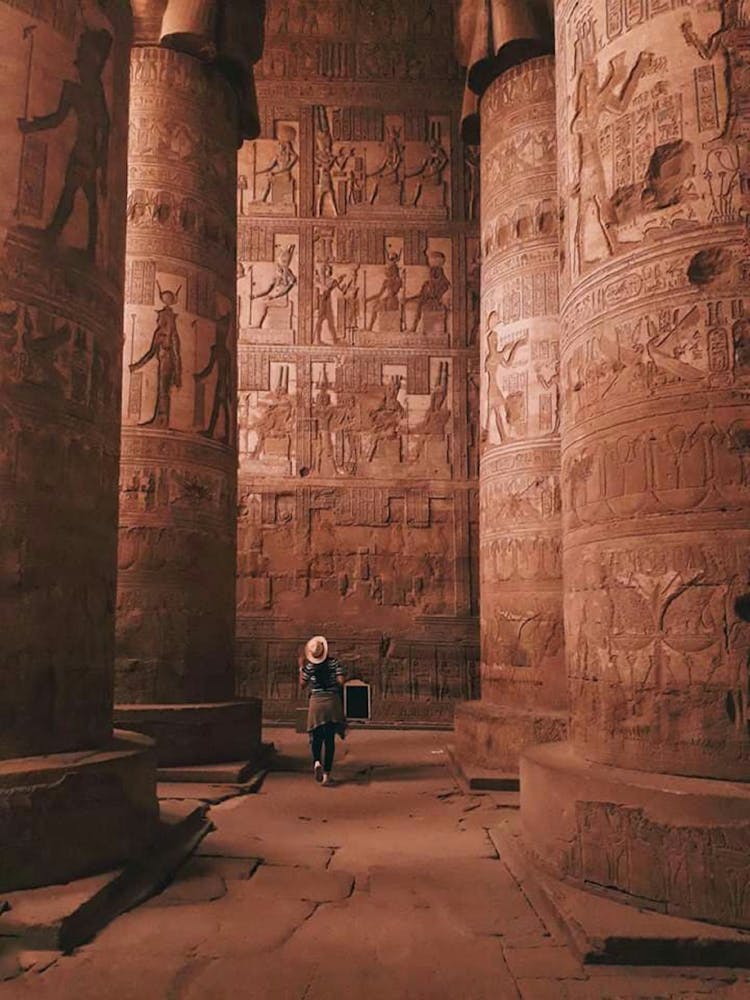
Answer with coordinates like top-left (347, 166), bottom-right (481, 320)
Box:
top-left (407, 134), bottom-right (449, 206)
top-left (250, 246), bottom-right (297, 327)
top-left (571, 28), bottom-right (654, 272)
top-left (194, 312), bottom-right (233, 444)
top-left (367, 125), bottom-right (404, 204)
top-left (682, 2), bottom-right (750, 142)
top-left (130, 284), bottom-right (182, 428)
top-left (257, 126), bottom-right (298, 204)
top-left (411, 362), bottom-right (450, 462)
top-left (248, 366), bottom-right (295, 461)
top-left (311, 368), bottom-right (336, 472)
top-left (483, 312), bottom-right (527, 443)
top-left (406, 250), bottom-right (450, 333)
top-left (366, 249), bottom-right (403, 330)
top-left (17, 26), bottom-right (113, 258)
top-left (367, 375), bottom-right (405, 461)
top-left (313, 260), bottom-right (343, 344)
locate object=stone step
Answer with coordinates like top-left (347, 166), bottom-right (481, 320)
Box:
top-left (0, 804), bottom-right (212, 954)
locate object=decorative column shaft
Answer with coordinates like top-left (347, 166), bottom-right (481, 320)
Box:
top-left (117, 44), bottom-right (239, 705)
top-left (0, 0), bottom-right (157, 892)
top-left (115, 3), bottom-right (264, 766)
top-left (521, 0), bottom-right (750, 929)
top-left (455, 55), bottom-right (566, 775)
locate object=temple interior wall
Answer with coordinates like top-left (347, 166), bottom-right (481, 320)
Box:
top-left (234, 0), bottom-right (481, 722)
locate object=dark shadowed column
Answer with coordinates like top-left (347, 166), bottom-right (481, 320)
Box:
top-left (114, 0), bottom-right (265, 766)
top-left (521, 0), bottom-right (750, 929)
top-left (0, 0), bottom-right (158, 892)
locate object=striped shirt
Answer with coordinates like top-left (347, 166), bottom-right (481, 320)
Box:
top-left (301, 657), bottom-right (344, 695)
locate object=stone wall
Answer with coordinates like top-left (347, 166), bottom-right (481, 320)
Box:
top-left (235, 0), bottom-right (480, 721)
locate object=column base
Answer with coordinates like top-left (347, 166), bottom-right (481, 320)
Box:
top-left (0, 731), bottom-right (159, 893)
top-left (454, 700), bottom-right (567, 781)
top-left (114, 699), bottom-right (263, 767)
top-left (520, 742), bottom-right (750, 930)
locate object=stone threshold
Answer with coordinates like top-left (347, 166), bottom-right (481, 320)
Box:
top-left (0, 803), bottom-right (212, 955)
top-left (445, 742), bottom-right (521, 794)
top-left (489, 814), bottom-right (750, 968)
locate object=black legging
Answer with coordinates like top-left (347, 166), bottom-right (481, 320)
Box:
top-left (310, 721), bottom-right (337, 772)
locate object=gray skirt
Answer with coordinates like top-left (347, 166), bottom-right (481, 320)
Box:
top-left (307, 691), bottom-right (345, 732)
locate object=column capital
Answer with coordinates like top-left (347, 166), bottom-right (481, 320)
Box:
top-left (131, 0), bottom-right (265, 141)
top-left (456, 0), bottom-right (553, 142)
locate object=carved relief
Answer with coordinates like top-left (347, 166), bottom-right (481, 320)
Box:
top-left (235, 0), bottom-right (479, 720)
top-left (472, 56), bottom-right (566, 730)
top-left (0, 0), bottom-right (131, 757)
top-left (116, 41), bottom-right (239, 706)
top-left (556, 0), bottom-right (750, 780)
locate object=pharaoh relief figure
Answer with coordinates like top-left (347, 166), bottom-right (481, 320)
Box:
top-left (16, 21), bottom-right (113, 259)
top-left (570, 22), bottom-right (655, 272)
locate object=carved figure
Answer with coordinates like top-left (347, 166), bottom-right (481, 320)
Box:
top-left (250, 246), bottom-right (297, 327)
top-left (130, 284), bottom-right (183, 428)
top-left (18, 26), bottom-right (113, 258)
top-left (366, 376), bottom-right (405, 461)
top-left (406, 251), bottom-right (450, 333)
top-left (682, 2), bottom-right (750, 141)
top-left (313, 260), bottom-right (343, 344)
top-left (194, 312), bottom-right (233, 443)
top-left (248, 366), bottom-right (295, 460)
top-left (407, 134), bottom-right (449, 206)
top-left (464, 144), bottom-right (480, 221)
top-left (311, 368), bottom-right (336, 472)
top-left (483, 312), bottom-right (527, 442)
top-left (367, 125), bottom-right (404, 204)
top-left (366, 249), bottom-right (403, 330)
top-left (339, 265), bottom-right (361, 337)
top-left (411, 362), bottom-right (450, 462)
top-left (571, 40), bottom-right (654, 271)
top-left (257, 126), bottom-right (298, 203)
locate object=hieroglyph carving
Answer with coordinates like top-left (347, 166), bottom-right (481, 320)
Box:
top-left (556, 0), bottom-right (749, 778)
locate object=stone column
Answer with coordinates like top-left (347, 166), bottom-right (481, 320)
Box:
top-left (521, 0), bottom-right (750, 928)
top-left (0, 0), bottom-right (158, 892)
top-left (455, 55), bottom-right (566, 780)
top-left (113, 3), bottom-right (262, 767)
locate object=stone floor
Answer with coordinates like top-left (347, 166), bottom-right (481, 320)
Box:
top-left (2, 731), bottom-right (750, 999)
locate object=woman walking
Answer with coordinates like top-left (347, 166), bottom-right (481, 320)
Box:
top-left (300, 635), bottom-right (345, 785)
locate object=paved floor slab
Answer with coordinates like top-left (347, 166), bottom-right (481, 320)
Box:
top-left (2, 732), bottom-right (750, 1000)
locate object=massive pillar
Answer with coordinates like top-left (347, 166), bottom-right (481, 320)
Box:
top-left (455, 55), bottom-right (566, 777)
top-left (0, 0), bottom-right (158, 891)
top-left (522, 0), bottom-right (750, 927)
top-left (114, 1), bottom-right (264, 766)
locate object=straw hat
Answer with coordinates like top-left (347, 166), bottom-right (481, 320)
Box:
top-left (305, 635), bottom-right (328, 664)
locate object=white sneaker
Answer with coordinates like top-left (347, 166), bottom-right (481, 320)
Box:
top-left (314, 761), bottom-right (323, 783)
top-left (322, 773), bottom-right (332, 786)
